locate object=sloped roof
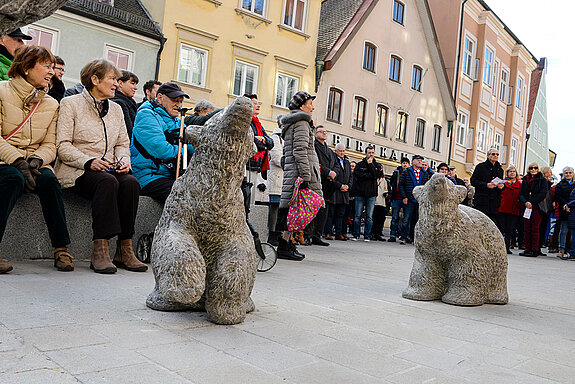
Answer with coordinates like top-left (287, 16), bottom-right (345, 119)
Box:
top-left (526, 58), bottom-right (545, 129)
top-left (316, 0), bottom-right (365, 63)
top-left (62, 0), bottom-right (163, 40)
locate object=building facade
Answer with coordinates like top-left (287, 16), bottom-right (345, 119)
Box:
top-left (140, 0), bottom-right (322, 128)
top-left (429, 0), bottom-right (539, 176)
top-left (525, 58), bottom-right (549, 168)
top-left (23, 0), bottom-right (164, 101)
top-left (315, 0), bottom-right (456, 173)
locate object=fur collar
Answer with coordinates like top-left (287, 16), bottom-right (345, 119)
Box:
top-left (281, 110), bottom-right (312, 126)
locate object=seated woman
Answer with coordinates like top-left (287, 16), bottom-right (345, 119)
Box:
top-left (55, 59), bottom-right (146, 274)
top-left (0, 45), bottom-right (73, 273)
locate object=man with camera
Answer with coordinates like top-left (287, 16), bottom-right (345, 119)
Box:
top-left (130, 82), bottom-right (195, 203)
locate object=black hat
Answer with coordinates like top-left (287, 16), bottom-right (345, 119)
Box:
top-left (7, 28), bottom-right (32, 40)
top-left (400, 157), bottom-right (410, 164)
top-left (156, 82), bottom-right (189, 99)
top-left (412, 154), bottom-right (424, 161)
top-left (437, 162), bottom-right (449, 170)
top-left (288, 91), bottom-right (315, 110)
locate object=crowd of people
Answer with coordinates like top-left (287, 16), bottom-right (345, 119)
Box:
top-left (1, 31), bottom-right (573, 275)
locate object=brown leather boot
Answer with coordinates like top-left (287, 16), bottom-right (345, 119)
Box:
top-left (53, 247), bottom-right (74, 272)
top-left (90, 239), bottom-right (117, 274)
top-left (0, 258), bottom-right (13, 274)
top-left (295, 231), bottom-right (307, 246)
top-left (113, 239), bottom-right (147, 272)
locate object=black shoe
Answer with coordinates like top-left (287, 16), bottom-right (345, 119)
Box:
top-left (387, 237), bottom-right (396, 242)
top-left (277, 250), bottom-right (305, 261)
top-left (311, 236), bottom-right (329, 246)
top-left (535, 250), bottom-right (546, 256)
top-left (289, 242), bottom-right (306, 258)
top-left (519, 251), bottom-right (537, 257)
top-left (266, 232), bottom-right (280, 246)
top-left (506, 249), bottom-right (512, 255)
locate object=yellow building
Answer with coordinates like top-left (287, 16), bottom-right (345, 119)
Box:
top-left (140, 0), bottom-right (322, 127)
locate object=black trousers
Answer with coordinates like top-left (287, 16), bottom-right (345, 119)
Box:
top-left (497, 212), bottom-right (518, 251)
top-left (267, 202), bottom-right (279, 233)
top-left (140, 177), bottom-right (174, 203)
top-left (306, 206), bottom-right (328, 238)
top-left (73, 170), bottom-right (139, 240)
top-left (0, 165), bottom-right (70, 248)
top-left (325, 203), bottom-right (347, 236)
top-left (372, 205), bottom-right (389, 237)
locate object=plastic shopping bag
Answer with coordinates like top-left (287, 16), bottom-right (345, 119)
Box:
top-left (287, 177), bottom-right (324, 231)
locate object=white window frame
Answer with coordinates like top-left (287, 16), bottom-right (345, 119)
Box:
top-left (177, 44), bottom-right (208, 88)
top-left (281, 0), bottom-right (307, 32)
top-left (476, 119), bottom-right (487, 152)
top-left (462, 35), bottom-right (476, 78)
top-left (499, 68), bottom-right (509, 103)
top-left (375, 104), bottom-right (389, 137)
top-left (395, 111), bottom-right (408, 142)
top-left (389, 54), bottom-right (403, 83)
top-left (516, 76), bottom-right (524, 109)
top-left (456, 110), bottom-right (468, 146)
top-left (392, 0), bottom-right (405, 25)
top-left (275, 72), bottom-right (299, 108)
top-left (352, 95), bottom-right (367, 131)
top-left (411, 64), bottom-right (424, 92)
top-left (24, 24), bottom-right (59, 53)
top-left (414, 118), bottom-right (425, 148)
top-left (483, 47), bottom-right (494, 86)
top-left (241, 0), bottom-right (266, 17)
top-left (362, 41), bottom-right (377, 73)
top-left (232, 60), bottom-right (259, 96)
top-left (432, 124), bottom-right (442, 152)
top-left (104, 44), bottom-right (134, 71)
top-left (510, 138), bottom-right (518, 167)
top-left (494, 132), bottom-right (502, 152)
top-left (326, 87), bottom-right (344, 123)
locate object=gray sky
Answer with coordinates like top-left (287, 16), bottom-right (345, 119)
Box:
top-left (486, 0), bottom-right (573, 175)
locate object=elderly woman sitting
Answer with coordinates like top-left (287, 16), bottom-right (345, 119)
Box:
top-left (55, 59), bottom-right (146, 274)
top-left (0, 45), bottom-right (73, 273)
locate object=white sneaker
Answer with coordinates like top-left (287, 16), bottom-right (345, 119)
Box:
top-left (364, 238), bottom-right (370, 242)
top-left (351, 237), bottom-right (359, 241)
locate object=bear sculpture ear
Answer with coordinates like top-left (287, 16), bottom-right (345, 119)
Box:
top-left (453, 185), bottom-right (467, 203)
top-left (413, 185), bottom-right (423, 201)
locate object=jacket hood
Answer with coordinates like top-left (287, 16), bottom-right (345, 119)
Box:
top-left (281, 110), bottom-right (312, 126)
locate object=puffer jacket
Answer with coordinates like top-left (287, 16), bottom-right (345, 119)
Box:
top-left (267, 126), bottom-right (283, 196)
top-left (0, 76), bottom-right (59, 166)
top-left (279, 110), bottom-right (322, 208)
top-left (498, 179), bottom-right (522, 216)
top-left (554, 179), bottom-right (574, 221)
top-left (130, 100), bottom-right (194, 189)
top-left (0, 46), bottom-right (11, 81)
top-left (567, 187), bottom-right (575, 229)
top-left (55, 89), bottom-right (131, 188)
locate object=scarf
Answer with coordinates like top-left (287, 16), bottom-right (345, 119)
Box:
top-left (252, 117), bottom-right (270, 171)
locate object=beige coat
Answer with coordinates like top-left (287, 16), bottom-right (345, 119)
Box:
top-left (0, 76), bottom-right (59, 166)
top-left (55, 89), bottom-right (130, 188)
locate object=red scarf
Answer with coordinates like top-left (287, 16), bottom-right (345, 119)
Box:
top-left (252, 117), bottom-right (270, 171)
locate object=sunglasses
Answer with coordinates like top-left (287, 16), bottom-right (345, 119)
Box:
top-left (528, 166), bottom-right (539, 170)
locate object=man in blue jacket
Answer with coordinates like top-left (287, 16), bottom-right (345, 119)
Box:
top-left (131, 82), bottom-right (194, 202)
top-left (398, 154), bottom-right (430, 244)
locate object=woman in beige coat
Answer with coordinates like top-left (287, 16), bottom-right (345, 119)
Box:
top-left (0, 45), bottom-right (73, 274)
top-left (55, 59), bottom-right (146, 274)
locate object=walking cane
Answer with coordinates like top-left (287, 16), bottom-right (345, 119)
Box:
top-left (175, 107), bottom-right (191, 179)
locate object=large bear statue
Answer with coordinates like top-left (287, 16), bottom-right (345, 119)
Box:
top-left (146, 97), bottom-right (258, 325)
top-left (402, 173), bottom-right (509, 306)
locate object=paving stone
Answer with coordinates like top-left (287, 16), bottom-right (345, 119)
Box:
top-left (0, 368), bottom-right (80, 384)
top-left (137, 341), bottom-right (226, 371)
top-left (185, 325), bottom-right (270, 350)
top-left (88, 321), bottom-right (184, 350)
top-left (77, 363), bottom-right (193, 384)
top-left (386, 366), bottom-right (471, 384)
top-left (226, 341), bottom-right (318, 373)
top-left (514, 358), bottom-right (575, 383)
top-left (279, 361), bottom-right (386, 384)
top-left (16, 325), bottom-right (106, 351)
top-left (393, 347), bottom-right (467, 371)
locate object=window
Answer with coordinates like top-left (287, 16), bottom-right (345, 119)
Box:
top-left (510, 138), bottom-right (518, 166)
top-left (412, 65), bottom-right (423, 91)
top-left (233, 60), bottom-right (258, 96)
top-left (352, 96), bottom-right (366, 131)
top-left (363, 42), bottom-right (376, 72)
top-left (178, 44), bottom-right (207, 87)
top-left (462, 36), bottom-right (475, 77)
top-left (105, 45), bottom-right (133, 71)
top-left (477, 119), bottom-right (487, 152)
top-left (432, 124), bottom-right (441, 152)
top-left (393, 1), bottom-right (405, 25)
top-left (499, 69), bottom-right (509, 103)
top-left (516, 77), bottom-right (524, 109)
top-left (389, 55), bottom-right (401, 82)
top-left (326, 87), bottom-right (343, 123)
top-left (456, 111), bottom-right (468, 146)
top-left (375, 104), bottom-right (388, 136)
top-left (415, 119), bottom-right (425, 148)
top-left (283, 0), bottom-right (307, 31)
top-left (275, 73), bottom-right (298, 108)
top-left (483, 47), bottom-right (493, 85)
top-left (242, 0), bottom-right (265, 16)
top-left (25, 26), bottom-right (57, 52)
top-left (395, 111), bottom-right (408, 142)
top-left (494, 132), bottom-right (502, 151)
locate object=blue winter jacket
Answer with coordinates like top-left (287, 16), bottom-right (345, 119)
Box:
top-left (130, 101), bottom-right (194, 188)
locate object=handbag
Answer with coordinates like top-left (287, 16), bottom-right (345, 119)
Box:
top-left (287, 177), bottom-right (324, 231)
top-left (538, 190), bottom-right (553, 214)
top-left (3, 100), bottom-right (42, 141)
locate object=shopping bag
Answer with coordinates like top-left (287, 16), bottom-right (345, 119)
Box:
top-left (287, 177), bottom-right (324, 231)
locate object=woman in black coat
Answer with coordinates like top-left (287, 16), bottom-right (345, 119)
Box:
top-left (553, 167), bottom-right (575, 258)
top-left (518, 162), bottom-right (549, 257)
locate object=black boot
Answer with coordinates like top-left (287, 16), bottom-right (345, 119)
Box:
top-left (267, 231), bottom-right (280, 246)
top-left (311, 235), bottom-right (329, 246)
top-left (277, 238), bottom-right (304, 261)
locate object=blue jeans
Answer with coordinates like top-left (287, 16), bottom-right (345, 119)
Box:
top-left (400, 201), bottom-right (419, 240)
top-left (353, 196), bottom-right (376, 239)
top-left (557, 220), bottom-right (575, 253)
top-left (390, 199), bottom-right (404, 238)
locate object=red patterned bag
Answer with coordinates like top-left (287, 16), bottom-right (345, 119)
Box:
top-left (287, 177), bottom-right (324, 231)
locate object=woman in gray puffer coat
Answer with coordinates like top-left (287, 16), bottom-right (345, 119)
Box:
top-left (276, 91), bottom-right (322, 261)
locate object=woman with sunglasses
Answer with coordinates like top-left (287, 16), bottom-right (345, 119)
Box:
top-left (518, 162), bottom-right (548, 257)
top-left (497, 166), bottom-right (522, 254)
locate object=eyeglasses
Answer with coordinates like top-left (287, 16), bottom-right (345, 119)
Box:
top-left (55, 67), bottom-right (65, 72)
top-left (490, 153), bottom-right (499, 156)
top-left (529, 166), bottom-right (539, 170)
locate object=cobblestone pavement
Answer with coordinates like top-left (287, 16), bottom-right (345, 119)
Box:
top-left (1, 239), bottom-right (574, 383)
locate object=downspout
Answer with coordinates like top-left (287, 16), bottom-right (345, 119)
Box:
top-left (315, 60), bottom-right (324, 93)
top-left (448, 0), bottom-right (468, 165)
top-left (155, 37), bottom-right (166, 81)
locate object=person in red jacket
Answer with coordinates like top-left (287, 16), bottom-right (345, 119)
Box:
top-left (498, 166), bottom-right (522, 254)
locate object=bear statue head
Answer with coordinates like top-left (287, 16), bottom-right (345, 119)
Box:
top-left (413, 173), bottom-right (467, 206)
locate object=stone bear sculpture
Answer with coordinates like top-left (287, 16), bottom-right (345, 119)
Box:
top-left (146, 97), bottom-right (258, 325)
top-left (402, 173), bottom-right (508, 306)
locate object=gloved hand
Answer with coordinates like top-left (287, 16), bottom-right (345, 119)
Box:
top-left (12, 158), bottom-right (36, 191)
top-left (299, 181), bottom-right (309, 190)
top-left (28, 157), bottom-right (43, 177)
top-left (257, 183), bottom-right (266, 192)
